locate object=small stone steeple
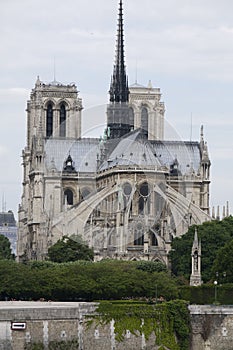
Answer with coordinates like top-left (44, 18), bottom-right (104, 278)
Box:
top-left (190, 228), bottom-right (203, 286)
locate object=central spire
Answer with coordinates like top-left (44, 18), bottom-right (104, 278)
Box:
top-left (109, 0), bottom-right (129, 103)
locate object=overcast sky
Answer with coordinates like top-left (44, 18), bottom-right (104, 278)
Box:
top-left (1, 0), bottom-right (233, 218)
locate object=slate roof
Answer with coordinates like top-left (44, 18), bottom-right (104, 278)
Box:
top-left (44, 130), bottom-right (201, 176)
top-left (150, 140), bottom-right (201, 175)
top-left (45, 138), bottom-right (100, 173)
top-left (0, 211), bottom-right (16, 226)
top-left (99, 130), bottom-right (162, 171)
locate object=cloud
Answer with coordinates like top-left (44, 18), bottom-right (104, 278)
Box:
top-left (0, 146), bottom-right (8, 156)
top-left (0, 88), bottom-right (29, 98)
top-left (2, 0), bottom-right (233, 84)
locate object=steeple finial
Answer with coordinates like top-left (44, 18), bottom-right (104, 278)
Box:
top-left (109, 0), bottom-right (129, 103)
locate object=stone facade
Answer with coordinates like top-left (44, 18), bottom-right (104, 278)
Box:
top-left (129, 82), bottom-right (165, 140)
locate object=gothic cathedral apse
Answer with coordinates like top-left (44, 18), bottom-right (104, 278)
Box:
top-left (17, 1), bottom-right (211, 263)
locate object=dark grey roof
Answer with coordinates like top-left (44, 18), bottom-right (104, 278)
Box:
top-left (100, 130), bottom-right (162, 171)
top-left (44, 132), bottom-right (201, 176)
top-left (0, 211), bottom-right (16, 226)
top-left (150, 140), bottom-right (201, 175)
top-left (45, 138), bottom-right (100, 173)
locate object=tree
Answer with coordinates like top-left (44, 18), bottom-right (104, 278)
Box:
top-left (169, 216), bottom-right (233, 282)
top-left (48, 235), bottom-right (94, 263)
top-left (136, 260), bottom-right (168, 273)
top-left (0, 235), bottom-right (14, 260)
top-left (212, 238), bottom-right (233, 283)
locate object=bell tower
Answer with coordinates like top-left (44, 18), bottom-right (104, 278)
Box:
top-left (26, 77), bottom-right (82, 148)
top-left (18, 77), bottom-right (83, 261)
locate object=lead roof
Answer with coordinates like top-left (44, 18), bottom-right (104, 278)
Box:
top-left (45, 130), bottom-right (201, 176)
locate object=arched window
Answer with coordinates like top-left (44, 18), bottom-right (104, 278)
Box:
top-left (139, 182), bottom-right (149, 197)
top-left (150, 233), bottom-right (158, 246)
top-left (46, 103), bottom-right (53, 137)
top-left (141, 106), bottom-right (148, 137)
top-left (134, 231), bottom-right (144, 246)
top-left (138, 182), bottom-right (150, 214)
top-left (64, 189), bottom-right (73, 206)
top-left (60, 103), bottom-right (66, 137)
top-left (134, 222), bottom-right (144, 246)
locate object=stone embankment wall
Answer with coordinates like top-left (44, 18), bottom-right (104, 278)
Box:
top-left (0, 301), bottom-right (156, 350)
top-left (189, 305), bottom-right (233, 350)
top-left (1, 302), bottom-right (233, 349)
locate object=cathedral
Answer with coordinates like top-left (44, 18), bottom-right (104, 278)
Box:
top-left (17, 0), bottom-right (211, 264)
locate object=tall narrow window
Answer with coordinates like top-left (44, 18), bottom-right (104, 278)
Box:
top-left (64, 189), bottom-right (73, 206)
top-left (141, 106), bottom-right (148, 137)
top-left (60, 104), bottom-right (66, 137)
top-left (46, 103), bottom-right (53, 137)
top-left (134, 222), bottom-right (144, 246)
top-left (138, 182), bottom-right (150, 214)
top-left (150, 233), bottom-right (158, 246)
top-left (134, 230), bottom-right (144, 245)
top-left (129, 107), bottom-right (134, 130)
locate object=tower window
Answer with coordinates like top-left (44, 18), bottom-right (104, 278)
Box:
top-left (46, 103), bottom-right (53, 137)
top-left (129, 107), bottom-right (134, 129)
top-left (64, 189), bottom-right (74, 206)
top-left (60, 104), bottom-right (66, 137)
top-left (141, 106), bottom-right (148, 137)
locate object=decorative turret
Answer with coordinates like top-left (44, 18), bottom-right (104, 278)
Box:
top-left (190, 228), bottom-right (203, 286)
top-left (200, 126), bottom-right (211, 179)
top-left (198, 126), bottom-right (211, 214)
top-left (63, 154), bottom-right (76, 173)
top-left (107, 0), bottom-right (132, 139)
top-left (200, 125), bottom-right (204, 153)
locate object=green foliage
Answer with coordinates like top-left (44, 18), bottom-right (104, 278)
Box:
top-left (178, 284), bottom-right (233, 305)
top-left (0, 260), bottom-right (178, 301)
top-left (170, 216), bottom-right (233, 282)
top-left (95, 300), bottom-right (191, 349)
top-left (136, 260), bottom-right (168, 273)
top-left (0, 235), bottom-right (14, 260)
top-left (212, 238), bottom-right (233, 283)
top-left (48, 235), bottom-right (94, 263)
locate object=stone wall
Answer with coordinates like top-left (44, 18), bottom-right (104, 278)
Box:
top-left (0, 301), bottom-right (157, 350)
top-left (189, 305), bottom-right (233, 350)
top-left (1, 302), bottom-right (233, 349)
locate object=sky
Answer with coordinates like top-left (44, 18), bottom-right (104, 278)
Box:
top-left (1, 0), bottom-right (233, 218)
